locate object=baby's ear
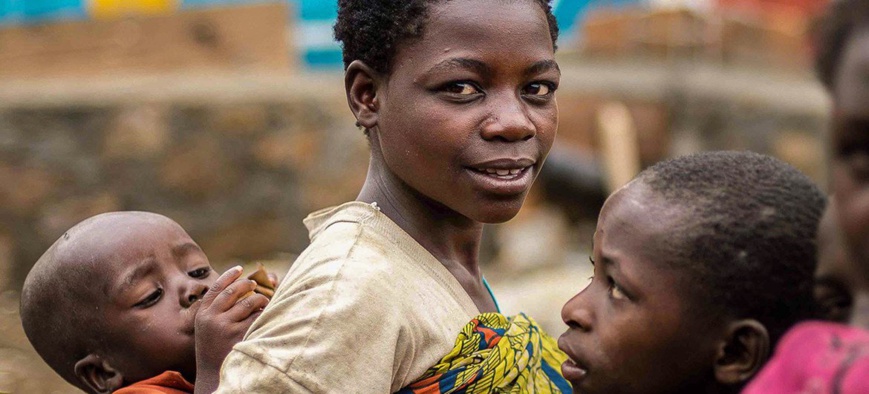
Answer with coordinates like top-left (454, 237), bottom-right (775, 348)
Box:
top-left (344, 59), bottom-right (383, 131)
top-left (74, 354), bottom-right (124, 394)
top-left (713, 319), bottom-right (771, 386)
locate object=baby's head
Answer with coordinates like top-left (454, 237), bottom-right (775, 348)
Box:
top-left (21, 212), bottom-right (216, 393)
top-left (559, 151), bottom-right (826, 394)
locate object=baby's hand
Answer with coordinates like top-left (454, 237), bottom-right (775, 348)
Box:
top-left (193, 266), bottom-right (269, 390)
top-left (268, 272), bottom-right (280, 289)
top-left (246, 264), bottom-right (278, 299)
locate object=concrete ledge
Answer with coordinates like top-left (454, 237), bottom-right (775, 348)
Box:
top-left (0, 72), bottom-right (346, 108)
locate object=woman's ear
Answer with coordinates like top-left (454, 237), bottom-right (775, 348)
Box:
top-left (344, 60), bottom-right (383, 131)
top-left (713, 319), bottom-right (771, 386)
top-left (74, 354), bottom-right (124, 394)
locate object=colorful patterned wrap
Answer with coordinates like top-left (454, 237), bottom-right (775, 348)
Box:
top-left (398, 313), bottom-right (572, 394)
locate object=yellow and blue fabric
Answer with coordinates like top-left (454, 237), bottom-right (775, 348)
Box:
top-left (399, 313), bottom-right (571, 394)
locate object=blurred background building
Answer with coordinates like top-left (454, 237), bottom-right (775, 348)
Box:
top-left (0, 0), bottom-right (831, 391)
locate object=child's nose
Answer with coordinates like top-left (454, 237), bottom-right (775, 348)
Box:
top-left (182, 282), bottom-right (209, 307)
top-left (561, 289), bottom-right (593, 332)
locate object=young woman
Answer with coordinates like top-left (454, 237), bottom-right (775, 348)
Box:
top-left (215, 0), bottom-right (564, 392)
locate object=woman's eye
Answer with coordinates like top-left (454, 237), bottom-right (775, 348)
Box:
top-left (523, 82), bottom-right (554, 96)
top-left (443, 82), bottom-right (480, 95)
top-left (189, 267), bottom-right (211, 279)
top-left (135, 288), bottom-right (163, 308)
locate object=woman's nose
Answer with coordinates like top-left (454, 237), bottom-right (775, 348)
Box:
top-left (480, 95), bottom-right (535, 142)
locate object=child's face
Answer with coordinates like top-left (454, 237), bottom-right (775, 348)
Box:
top-left (831, 28), bottom-right (869, 280)
top-left (559, 183), bottom-right (721, 394)
top-left (93, 216), bottom-right (216, 383)
top-left (372, 0), bottom-right (559, 223)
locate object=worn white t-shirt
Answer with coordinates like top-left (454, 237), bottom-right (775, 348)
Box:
top-left (216, 202), bottom-right (480, 393)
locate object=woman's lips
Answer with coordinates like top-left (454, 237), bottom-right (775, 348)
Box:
top-left (470, 165), bottom-right (531, 180)
top-left (464, 165), bottom-right (534, 195)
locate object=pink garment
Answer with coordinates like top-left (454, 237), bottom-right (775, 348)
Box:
top-left (744, 321), bottom-right (869, 394)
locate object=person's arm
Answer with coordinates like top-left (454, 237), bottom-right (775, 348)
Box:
top-left (193, 267), bottom-right (269, 394)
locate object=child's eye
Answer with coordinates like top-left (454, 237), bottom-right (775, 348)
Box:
top-left (189, 267), bottom-right (211, 279)
top-left (442, 82), bottom-right (481, 96)
top-left (608, 278), bottom-right (628, 301)
top-left (610, 284), bottom-right (627, 300)
top-left (522, 82), bottom-right (555, 97)
top-left (134, 288), bottom-right (163, 308)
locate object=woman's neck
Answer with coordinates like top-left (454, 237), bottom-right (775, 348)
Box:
top-left (357, 154), bottom-right (500, 313)
top-left (357, 160), bottom-right (483, 275)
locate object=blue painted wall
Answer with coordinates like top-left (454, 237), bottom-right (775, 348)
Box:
top-left (0, 0), bottom-right (86, 24)
top-left (554, 0), bottom-right (642, 41)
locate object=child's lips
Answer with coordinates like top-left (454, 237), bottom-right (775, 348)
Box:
top-left (557, 335), bottom-right (590, 382)
top-left (184, 301), bottom-right (202, 334)
top-left (561, 358), bottom-right (588, 382)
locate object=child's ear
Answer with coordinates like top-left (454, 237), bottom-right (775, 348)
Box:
top-left (713, 319), bottom-right (771, 386)
top-left (74, 354), bottom-right (124, 394)
top-left (344, 60), bottom-right (383, 131)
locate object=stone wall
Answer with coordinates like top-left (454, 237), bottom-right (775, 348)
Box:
top-left (0, 73), bottom-right (368, 288)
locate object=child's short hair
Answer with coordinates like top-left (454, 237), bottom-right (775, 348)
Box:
top-left (333, 0), bottom-right (559, 73)
top-left (637, 151), bottom-right (826, 343)
top-left (815, 0), bottom-right (869, 89)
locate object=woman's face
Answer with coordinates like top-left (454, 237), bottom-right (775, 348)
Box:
top-left (371, 0), bottom-right (559, 223)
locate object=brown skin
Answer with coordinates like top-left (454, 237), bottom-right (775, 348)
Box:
top-left (830, 27), bottom-right (869, 330)
top-left (63, 213), bottom-right (268, 394)
top-left (814, 201), bottom-right (861, 323)
top-left (558, 182), bottom-right (769, 394)
top-left (346, 0), bottom-right (559, 313)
